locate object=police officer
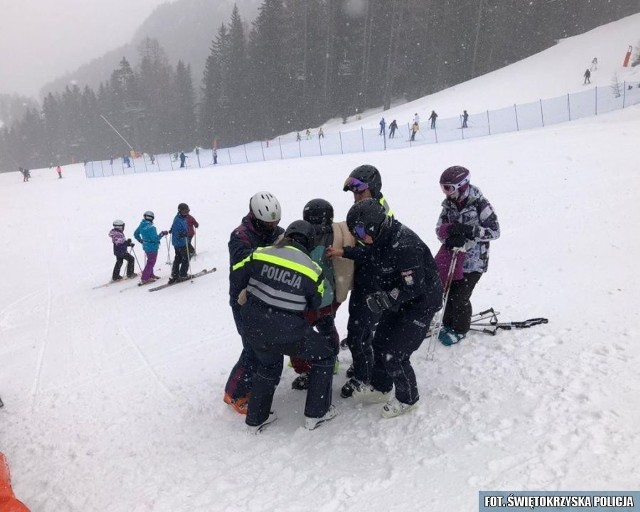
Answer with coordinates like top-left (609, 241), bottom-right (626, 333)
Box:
top-left (335, 164), bottom-right (393, 398)
top-left (224, 192), bottom-right (284, 414)
top-left (344, 199), bottom-right (442, 418)
top-left (231, 220), bottom-right (338, 433)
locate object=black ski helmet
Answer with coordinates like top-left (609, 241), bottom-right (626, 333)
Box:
top-left (346, 198), bottom-right (389, 242)
top-left (143, 210), bottom-right (155, 221)
top-left (284, 220), bottom-right (316, 252)
top-left (303, 199), bottom-right (334, 226)
top-left (178, 203), bottom-right (190, 214)
top-left (343, 164), bottom-right (382, 198)
top-left (439, 166), bottom-right (470, 197)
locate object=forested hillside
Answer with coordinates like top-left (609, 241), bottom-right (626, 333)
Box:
top-left (2, 0), bottom-right (639, 171)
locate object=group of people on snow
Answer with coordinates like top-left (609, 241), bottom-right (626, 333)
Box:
top-left (108, 205), bottom-right (199, 285)
top-left (105, 162), bottom-right (499, 433)
top-left (221, 164), bottom-right (500, 433)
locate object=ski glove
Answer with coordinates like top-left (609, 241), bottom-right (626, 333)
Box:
top-left (445, 234), bottom-right (466, 249)
top-left (366, 291), bottom-right (394, 314)
top-left (160, 231), bottom-right (168, 236)
top-left (448, 223), bottom-right (476, 239)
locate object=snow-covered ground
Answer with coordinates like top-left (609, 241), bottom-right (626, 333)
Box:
top-left (1, 14), bottom-right (640, 512)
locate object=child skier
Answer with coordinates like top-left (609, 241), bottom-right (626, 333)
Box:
top-left (109, 220), bottom-right (137, 281)
top-left (133, 211), bottom-right (168, 284)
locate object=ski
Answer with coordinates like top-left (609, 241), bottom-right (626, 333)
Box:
top-left (117, 278), bottom-right (161, 293)
top-left (425, 307), bottom-right (547, 337)
top-left (148, 268), bottom-right (216, 292)
top-left (92, 276), bottom-right (138, 289)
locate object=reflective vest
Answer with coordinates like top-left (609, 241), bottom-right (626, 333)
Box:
top-left (233, 244), bottom-right (324, 312)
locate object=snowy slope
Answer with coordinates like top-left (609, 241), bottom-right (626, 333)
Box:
top-left (1, 14), bottom-right (640, 512)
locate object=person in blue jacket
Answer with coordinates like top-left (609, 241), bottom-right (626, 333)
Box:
top-left (134, 211), bottom-right (168, 284)
top-left (169, 203), bottom-right (191, 283)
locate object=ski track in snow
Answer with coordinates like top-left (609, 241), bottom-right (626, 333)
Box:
top-left (29, 280), bottom-right (53, 410)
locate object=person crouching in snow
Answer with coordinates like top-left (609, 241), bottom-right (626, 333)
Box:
top-left (109, 220), bottom-right (136, 281)
top-left (133, 211), bottom-right (168, 285)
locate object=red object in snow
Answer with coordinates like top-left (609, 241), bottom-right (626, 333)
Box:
top-left (623, 45), bottom-right (632, 67)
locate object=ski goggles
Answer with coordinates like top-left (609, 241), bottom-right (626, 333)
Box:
top-left (353, 222), bottom-right (368, 240)
top-left (343, 177), bottom-right (369, 193)
top-left (440, 177), bottom-right (469, 195)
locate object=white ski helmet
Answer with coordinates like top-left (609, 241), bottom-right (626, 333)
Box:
top-left (249, 191), bottom-right (281, 222)
top-left (143, 211), bottom-right (155, 221)
top-left (113, 219), bottom-right (125, 229)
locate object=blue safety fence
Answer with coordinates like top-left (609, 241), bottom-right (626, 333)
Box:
top-left (85, 81), bottom-right (640, 178)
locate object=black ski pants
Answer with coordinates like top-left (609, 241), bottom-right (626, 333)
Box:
top-left (443, 271), bottom-right (482, 334)
top-left (371, 306), bottom-right (437, 405)
top-left (241, 301), bottom-right (336, 427)
top-left (113, 253), bottom-right (135, 279)
top-left (171, 246), bottom-right (189, 278)
top-left (345, 288), bottom-right (380, 384)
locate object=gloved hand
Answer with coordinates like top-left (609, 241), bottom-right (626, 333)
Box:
top-left (366, 291), bottom-right (394, 314)
top-left (160, 230), bottom-right (168, 236)
top-left (448, 223), bottom-right (475, 239)
top-left (127, 241), bottom-right (135, 247)
top-left (126, 238), bottom-right (131, 244)
top-left (445, 234), bottom-right (466, 250)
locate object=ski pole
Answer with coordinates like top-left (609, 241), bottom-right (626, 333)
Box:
top-left (130, 246), bottom-right (143, 273)
top-left (185, 240), bottom-right (192, 278)
top-left (426, 248), bottom-right (462, 360)
top-left (193, 231), bottom-right (197, 259)
top-left (165, 235), bottom-right (172, 265)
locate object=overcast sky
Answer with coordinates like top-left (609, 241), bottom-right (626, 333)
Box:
top-left (0, 0), bottom-right (171, 98)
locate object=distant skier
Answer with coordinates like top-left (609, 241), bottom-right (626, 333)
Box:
top-left (413, 113), bottom-right (420, 127)
top-left (56, 165), bottom-right (62, 178)
top-left (428, 110), bottom-right (438, 129)
top-left (462, 110), bottom-right (469, 128)
top-left (590, 57), bottom-right (598, 71)
top-left (388, 120), bottom-right (398, 138)
top-left (318, 127), bottom-right (324, 139)
top-left (379, 117), bottom-right (386, 135)
top-left (410, 121), bottom-right (419, 141)
top-left (179, 152), bottom-right (187, 168)
top-left (583, 68), bottom-right (591, 84)
top-left (213, 149), bottom-right (218, 165)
